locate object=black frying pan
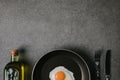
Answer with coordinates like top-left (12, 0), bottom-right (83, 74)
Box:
top-left (32, 49), bottom-right (91, 80)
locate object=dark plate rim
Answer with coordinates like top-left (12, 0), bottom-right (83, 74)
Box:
top-left (32, 49), bottom-right (91, 80)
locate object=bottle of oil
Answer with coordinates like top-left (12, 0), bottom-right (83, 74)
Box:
top-left (4, 49), bottom-right (29, 80)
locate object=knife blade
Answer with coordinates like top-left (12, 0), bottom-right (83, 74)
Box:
top-left (105, 50), bottom-right (111, 80)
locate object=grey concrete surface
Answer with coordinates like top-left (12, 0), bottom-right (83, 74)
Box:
top-left (0, 0), bottom-right (120, 80)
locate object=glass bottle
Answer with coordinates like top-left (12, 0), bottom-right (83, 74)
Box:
top-left (4, 49), bottom-right (29, 80)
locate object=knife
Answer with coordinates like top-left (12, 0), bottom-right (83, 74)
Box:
top-left (105, 50), bottom-right (111, 80)
top-left (95, 51), bottom-right (101, 80)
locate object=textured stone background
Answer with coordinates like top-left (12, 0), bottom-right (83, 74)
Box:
top-left (0, 0), bottom-right (120, 80)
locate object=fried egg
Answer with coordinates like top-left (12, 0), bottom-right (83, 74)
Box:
top-left (49, 66), bottom-right (75, 80)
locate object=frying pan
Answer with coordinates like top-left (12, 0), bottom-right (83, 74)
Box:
top-left (32, 49), bottom-right (91, 80)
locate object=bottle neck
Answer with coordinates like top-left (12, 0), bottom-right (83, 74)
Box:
top-left (11, 55), bottom-right (19, 62)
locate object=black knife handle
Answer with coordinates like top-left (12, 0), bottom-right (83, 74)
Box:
top-left (105, 50), bottom-right (111, 75)
top-left (105, 50), bottom-right (111, 80)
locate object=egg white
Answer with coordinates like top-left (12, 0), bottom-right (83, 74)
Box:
top-left (49, 66), bottom-right (75, 80)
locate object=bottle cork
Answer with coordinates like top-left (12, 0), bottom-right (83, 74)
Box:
top-left (10, 49), bottom-right (18, 56)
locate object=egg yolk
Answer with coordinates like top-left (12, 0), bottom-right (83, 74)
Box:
top-left (55, 71), bottom-right (66, 80)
